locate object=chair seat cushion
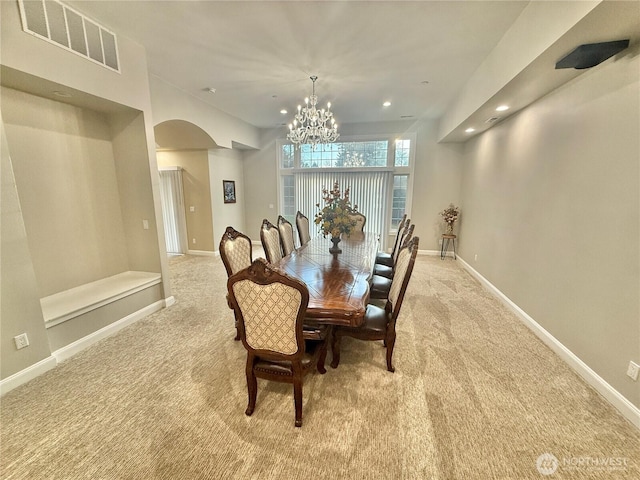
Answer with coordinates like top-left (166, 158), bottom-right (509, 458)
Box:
top-left (361, 304), bottom-right (389, 333)
top-left (373, 263), bottom-right (393, 278)
top-left (370, 274), bottom-right (391, 299)
top-left (375, 252), bottom-right (394, 267)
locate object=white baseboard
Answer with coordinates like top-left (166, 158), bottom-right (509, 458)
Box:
top-left (1, 298), bottom-right (172, 396)
top-left (0, 356), bottom-right (57, 396)
top-left (419, 249), bottom-right (455, 258)
top-left (457, 255), bottom-right (640, 429)
top-left (51, 299), bottom-right (166, 363)
top-left (187, 249), bottom-right (216, 257)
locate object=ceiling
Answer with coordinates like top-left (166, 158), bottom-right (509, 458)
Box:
top-left (68, 1), bottom-right (529, 129)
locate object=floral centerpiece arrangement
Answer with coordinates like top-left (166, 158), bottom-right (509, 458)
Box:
top-left (440, 203), bottom-right (460, 234)
top-left (315, 182), bottom-right (357, 252)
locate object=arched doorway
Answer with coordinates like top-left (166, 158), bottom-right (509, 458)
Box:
top-left (154, 120), bottom-right (217, 255)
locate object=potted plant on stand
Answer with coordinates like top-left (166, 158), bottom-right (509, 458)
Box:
top-left (440, 203), bottom-right (460, 235)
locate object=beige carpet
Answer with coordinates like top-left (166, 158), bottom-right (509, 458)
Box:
top-left (1, 254), bottom-right (638, 479)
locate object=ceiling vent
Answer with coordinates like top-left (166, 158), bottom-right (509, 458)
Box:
top-left (485, 117), bottom-right (499, 124)
top-left (18, 0), bottom-right (120, 73)
top-left (555, 40), bottom-right (629, 70)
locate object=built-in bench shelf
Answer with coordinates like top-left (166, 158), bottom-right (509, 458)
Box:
top-left (40, 271), bottom-right (162, 328)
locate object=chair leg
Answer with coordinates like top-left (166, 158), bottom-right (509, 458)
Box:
top-left (385, 329), bottom-right (396, 373)
top-left (233, 312), bottom-right (240, 341)
top-left (245, 355), bottom-right (257, 416)
top-left (330, 331), bottom-right (342, 369)
top-left (293, 373), bottom-right (303, 427)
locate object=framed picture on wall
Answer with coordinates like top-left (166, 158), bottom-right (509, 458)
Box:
top-left (223, 180), bottom-right (236, 204)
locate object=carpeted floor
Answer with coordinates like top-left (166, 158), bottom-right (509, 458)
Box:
top-left (1, 254), bottom-right (638, 479)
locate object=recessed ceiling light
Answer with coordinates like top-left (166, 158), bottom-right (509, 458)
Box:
top-left (465, 128), bottom-right (475, 133)
top-left (383, 101), bottom-right (391, 107)
top-left (496, 105), bottom-right (509, 112)
top-left (280, 109), bottom-right (287, 114)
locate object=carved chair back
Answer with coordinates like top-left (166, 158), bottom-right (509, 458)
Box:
top-left (296, 211), bottom-right (311, 246)
top-left (228, 258), bottom-right (309, 357)
top-left (390, 214), bottom-right (408, 258)
top-left (219, 226), bottom-right (253, 278)
top-left (393, 223), bottom-right (414, 263)
top-left (260, 219), bottom-right (283, 264)
top-left (348, 212), bottom-right (366, 232)
top-left (387, 236), bottom-right (419, 320)
top-left (278, 215), bottom-right (296, 256)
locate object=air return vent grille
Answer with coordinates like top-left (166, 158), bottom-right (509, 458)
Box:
top-left (18, 0), bottom-right (120, 73)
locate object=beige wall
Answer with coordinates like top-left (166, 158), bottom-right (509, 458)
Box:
top-left (111, 111), bottom-right (165, 273)
top-left (209, 148), bottom-right (246, 245)
top-left (243, 130), bottom-right (281, 241)
top-left (1, 123), bottom-right (53, 378)
top-left (157, 151), bottom-right (215, 252)
top-left (3, 87), bottom-right (130, 296)
top-left (149, 76), bottom-right (260, 150)
top-left (459, 53), bottom-right (639, 407)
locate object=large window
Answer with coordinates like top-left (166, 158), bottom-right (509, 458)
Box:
top-left (277, 134), bottom-right (415, 250)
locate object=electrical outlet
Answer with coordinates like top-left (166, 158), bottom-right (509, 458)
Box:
top-left (192, 238), bottom-right (196, 244)
top-left (474, 254), bottom-right (478, 261)
top-left (14, 333), bottom-right (29, 350)
top-left (627, 361), bottom-right (639, 381)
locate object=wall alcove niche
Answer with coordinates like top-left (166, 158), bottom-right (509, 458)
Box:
top-left (1, 70), bottom-right (165, 357)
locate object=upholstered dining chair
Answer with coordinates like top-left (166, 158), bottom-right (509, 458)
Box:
top-left (331, 236), bottom-right (419, 373)
top-left (370, 224), bottom-right (414, 298)
top-left (296, 211), bottom-right (311, 246)
top-left (219, 226), bottom-right (253, 340)
top-left (348, 211), bottom-right (366, 232)
top-left (260, 219), bottom-right (283, 264)
top-left (374, 220), bottom-right (413, 279)
top-left (227, 258), bottom-right (328, 427)
top-left (278, 215), bottom-right (296, 256)
top-left (376, 214), bottom-right (407, 267)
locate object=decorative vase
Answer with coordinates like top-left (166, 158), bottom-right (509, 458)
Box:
top-left (446, 223), bottom-right (454, 235)
top-left (329, 236), bottom-right (342, 254)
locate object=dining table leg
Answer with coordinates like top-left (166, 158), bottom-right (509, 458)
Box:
top-left (316, 326), bottom-right (332, 374)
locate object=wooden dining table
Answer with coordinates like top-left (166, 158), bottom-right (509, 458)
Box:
top-left (275, 232), bottom-right (379, 327)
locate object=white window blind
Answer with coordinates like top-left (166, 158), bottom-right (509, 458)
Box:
top-left (295, 170), bottom-right (390, 242)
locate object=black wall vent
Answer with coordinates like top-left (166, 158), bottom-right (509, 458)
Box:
top-left (555, 40), bottom-right (629, 70)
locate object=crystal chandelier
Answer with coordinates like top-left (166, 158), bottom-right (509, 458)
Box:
top-left (287, 76), bottom-right (339, 149)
